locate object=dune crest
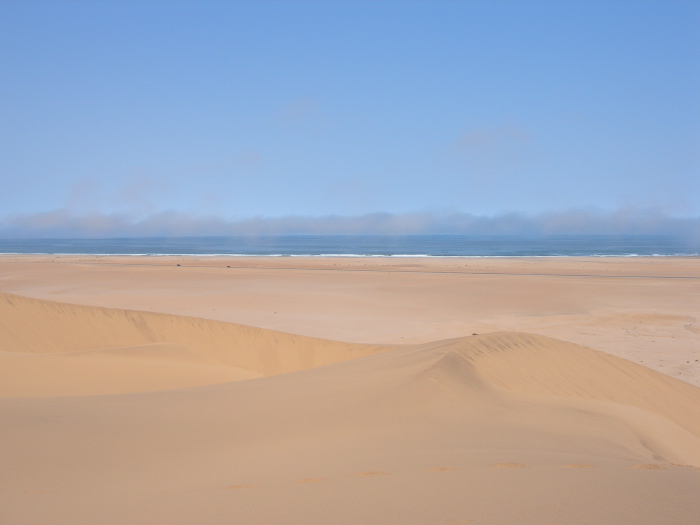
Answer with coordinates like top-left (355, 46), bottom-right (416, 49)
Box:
top-left (451, 333), bottom-right (700, 432)
top-left (423, 333), bottom-right (700, 466)
top-left (0, 292), bottom-right (394, 396)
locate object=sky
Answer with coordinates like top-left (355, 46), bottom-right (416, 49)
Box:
top-left (1, 0), bottom-right (699, 237)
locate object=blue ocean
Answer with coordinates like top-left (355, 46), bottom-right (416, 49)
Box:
top-left (0, 235), bottom-right (697, 257)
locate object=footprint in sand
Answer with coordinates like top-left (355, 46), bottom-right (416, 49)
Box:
top-left (430, 467), bottom-right (462, 472)
top-left (632, 464), bottom-right (666, 470)
top-left (226, 484), bottom-right (258, 489)
top-left (558, 464), bottom-right (596, 469)
top-left (294, 478), bottom-right (328, 484)
top-left (353, 471), bottom-right (391, 477)
top-left (492, 463), bottom-right (527, 469)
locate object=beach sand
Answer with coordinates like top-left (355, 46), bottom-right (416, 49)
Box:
top-left (1, 255), bottom-right (699, 524)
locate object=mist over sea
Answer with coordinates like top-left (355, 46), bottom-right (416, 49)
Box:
top-left (0, 235), bottom-right (697, 257)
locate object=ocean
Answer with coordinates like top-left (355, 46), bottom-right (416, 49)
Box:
top-left (0, 235), bottom-right (697, 257)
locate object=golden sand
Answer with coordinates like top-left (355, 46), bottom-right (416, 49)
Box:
top-left (1, 256), bottom-right (698, 524)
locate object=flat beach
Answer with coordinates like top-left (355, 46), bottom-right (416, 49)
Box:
top-left (1, 255), bottom-right (699, 524)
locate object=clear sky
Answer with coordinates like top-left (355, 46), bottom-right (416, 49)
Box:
top-left (1, 0), bottom-right (698, 236)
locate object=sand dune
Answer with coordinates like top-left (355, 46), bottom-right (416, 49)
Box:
top-left (0, 343), bottom-right (265, 397)
top-left (1, 292), bottom-right (699, 524)
top-left (0, 292), bottom-right (394, 396)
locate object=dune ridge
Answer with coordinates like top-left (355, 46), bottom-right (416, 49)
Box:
top-left (452, 333), bottom-right (700, 435)
top-left (0, 292), bottom-right (395, 396)
top-left (421, 333), bottom-right (700, 466)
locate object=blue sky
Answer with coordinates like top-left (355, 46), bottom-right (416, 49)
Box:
top-left (1, 0), bottom-right (698, 236)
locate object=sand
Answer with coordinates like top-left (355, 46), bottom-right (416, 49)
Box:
top-left (1, 255), bottom-right (699, 524)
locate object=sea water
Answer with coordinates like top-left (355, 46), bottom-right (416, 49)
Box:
top-left (0, 235), bottom-right (697, 257)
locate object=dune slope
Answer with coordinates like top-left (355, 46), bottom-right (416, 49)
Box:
top-left (0, 292), bottom-right (394, 395)
top-left (1, 293), bottom-right (699, 524)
